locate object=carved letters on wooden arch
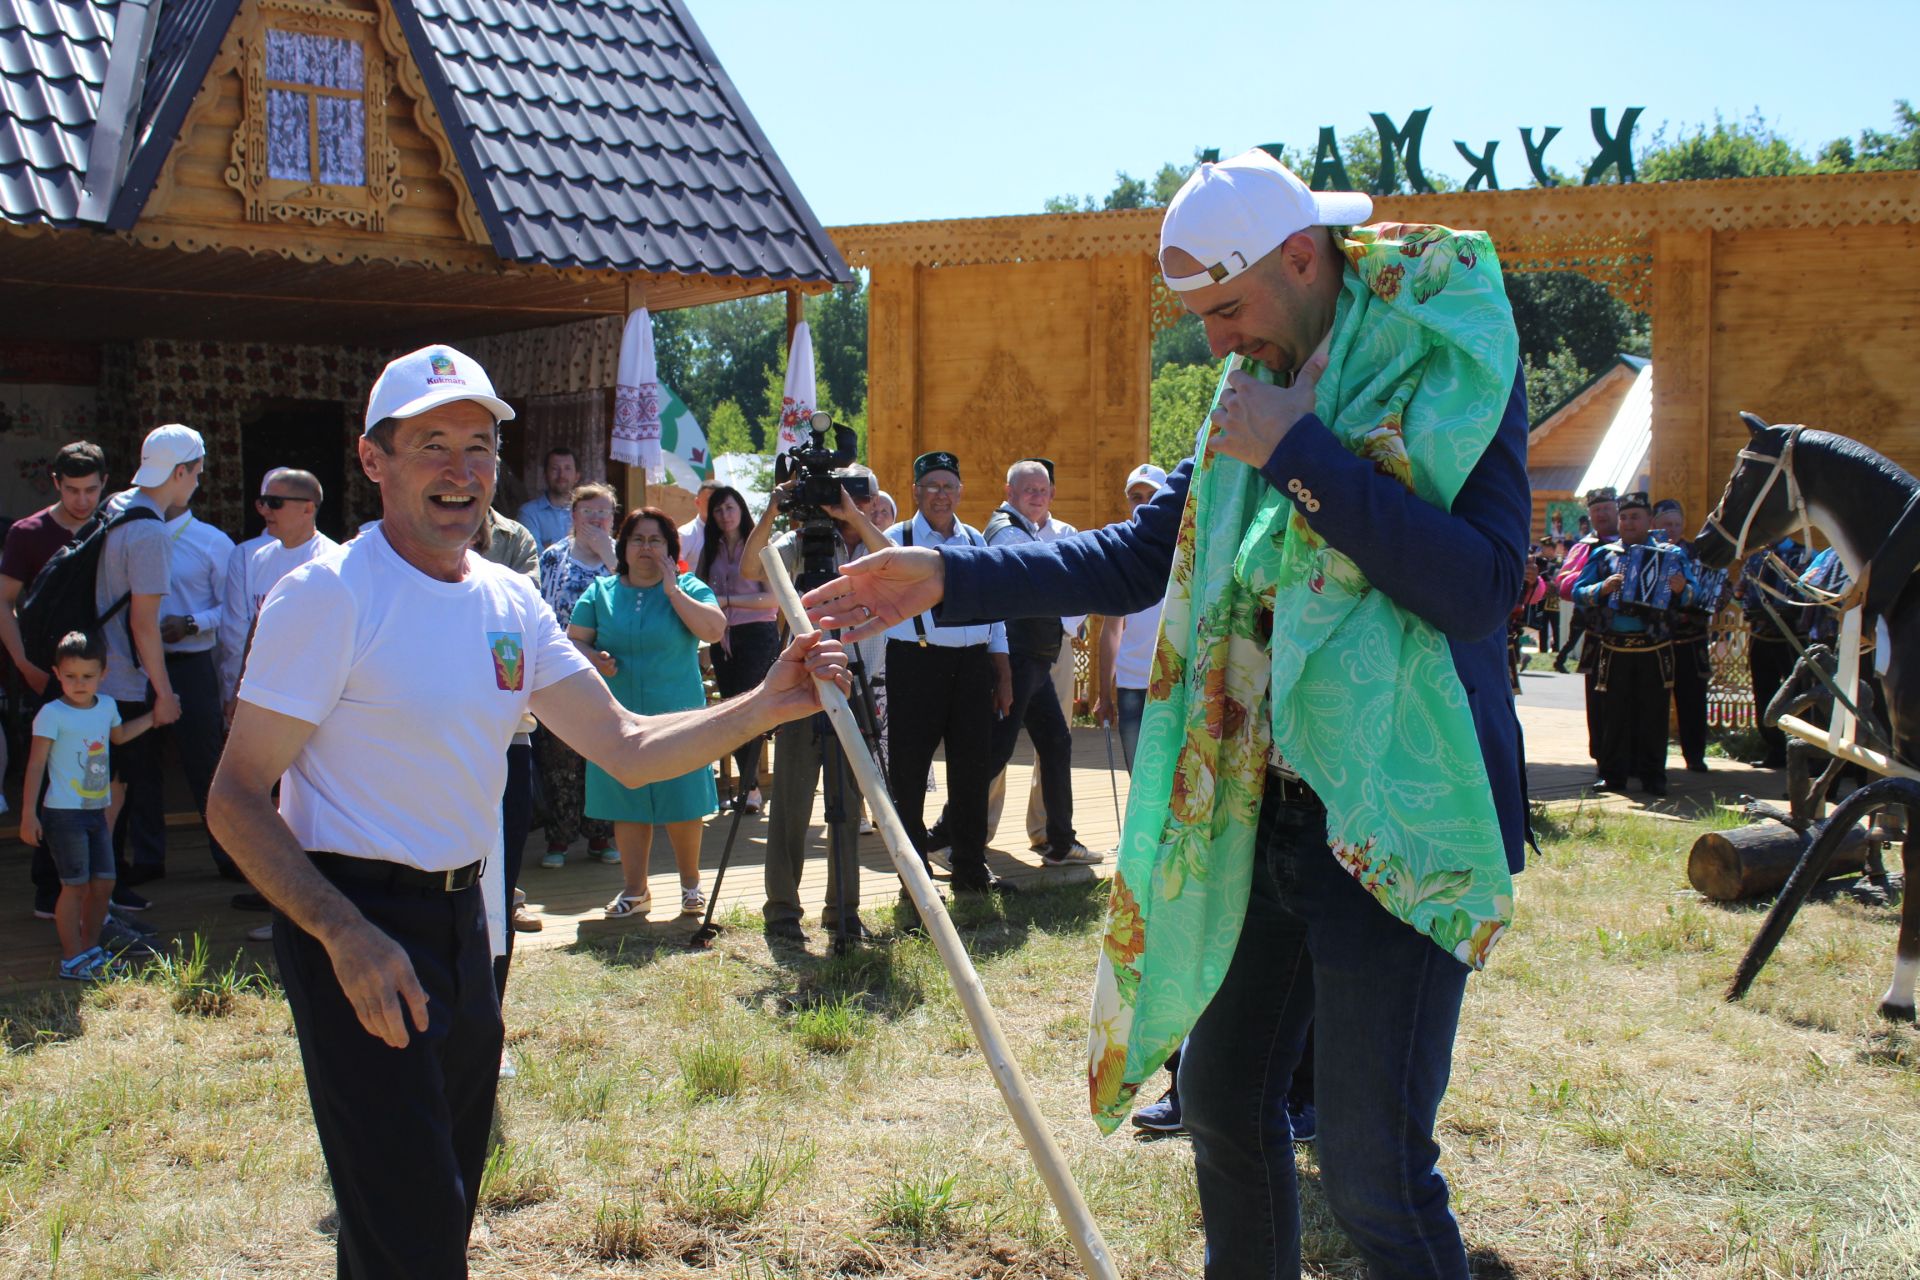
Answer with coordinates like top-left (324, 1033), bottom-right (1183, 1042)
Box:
top-left (962, 349), bottom-right (1060, 467)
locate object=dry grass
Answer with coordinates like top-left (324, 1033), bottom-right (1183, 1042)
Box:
top-left (1, 806), bottom-right (1916, 1277)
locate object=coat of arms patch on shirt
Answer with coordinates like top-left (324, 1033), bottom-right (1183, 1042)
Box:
top-left (488, 631), bottom-right (525, 691)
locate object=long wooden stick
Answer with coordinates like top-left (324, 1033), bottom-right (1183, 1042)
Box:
top-left (760, 547), bottom-right (1120, 1280)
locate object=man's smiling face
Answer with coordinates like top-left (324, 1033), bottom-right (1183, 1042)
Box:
top-left (361, 401), bottom-right (498, 557)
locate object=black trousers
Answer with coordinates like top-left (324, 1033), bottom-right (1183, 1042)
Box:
top-left (988, 650), bottom-right (1077, 852)
top-left (1671, 636), bottom-right (1710, 766)
top-left (1598, 645), bottom-right (1672, 789)
top-left (275, 873), bottom-right (502, 1279)
top-left (165, 649), bottom-right (231, 872)
top-left (495, 739), bottom-right (533, 998)
top-left (886, 640), bottom-right (995, 888)
top-left (110, 694), bottom-right (164, 873)
top-left (1749, 635), bottom-right (1797, 764)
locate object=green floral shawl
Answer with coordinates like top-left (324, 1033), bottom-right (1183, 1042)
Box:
top-left (1089, 224), bottom-right (1520, 1133)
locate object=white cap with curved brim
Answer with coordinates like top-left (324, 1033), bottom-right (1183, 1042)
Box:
top-left (1124, 463), bottom-right (1168, 494)
top-left (131, 423), bottom-right (205, 488)
top-left (363, 344), bottom-right (515, 433)
top-left (1159, 149), bottom-right (1372, 293)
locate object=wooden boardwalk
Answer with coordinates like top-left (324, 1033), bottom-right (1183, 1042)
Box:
top-left (0, 673), bottom-right (1792, 993)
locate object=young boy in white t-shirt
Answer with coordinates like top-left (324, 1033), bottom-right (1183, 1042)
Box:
top-left (21, 631), bottom-right (156, 980)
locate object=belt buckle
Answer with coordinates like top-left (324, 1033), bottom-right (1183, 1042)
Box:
top-left (444, 867), bottom-right (460, 892)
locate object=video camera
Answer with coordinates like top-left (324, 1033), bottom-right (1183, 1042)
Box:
top-left (774, 411), bottom-right (865, 517)
top-left (773, 410), bottom-right (864, 590)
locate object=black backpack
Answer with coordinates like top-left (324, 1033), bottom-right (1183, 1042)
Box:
top-left (17, 505), bottom-right (163, 670)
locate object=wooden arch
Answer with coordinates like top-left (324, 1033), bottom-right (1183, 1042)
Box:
top-left (834, 170), bottom-right (1920, 535)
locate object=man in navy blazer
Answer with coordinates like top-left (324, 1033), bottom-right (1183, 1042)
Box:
top-left (808, 152), bottom-right (1530, 1280)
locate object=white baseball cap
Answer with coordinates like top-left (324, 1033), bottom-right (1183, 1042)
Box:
top-left (1159, 149), bottom-right (1372, 293)
top-left (363, 344), bottom-right (514, 434)
top-left (130, 423), bottom-right (205, 488)
top-left (1125, 463), bottom-right (1168, 495)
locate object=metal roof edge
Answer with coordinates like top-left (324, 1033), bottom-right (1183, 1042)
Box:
top-left (105, 0), bottom-right (243, 229)
top-left (383, 0), bottom-right (519, 262)
top-left (78, 0), bottom-right (160, 225)
top-left (660, 0), bottom-right (850, 286)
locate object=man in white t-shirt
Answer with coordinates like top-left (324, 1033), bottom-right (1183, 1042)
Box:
top-left (217, 468), bottom-right (338, 718)
top-left (1092, 465), bottom-right (1170, 771)
top-left (207, 345), bottom-right (847, 1279)
top-left (676, 480), bottom-right (719, 570)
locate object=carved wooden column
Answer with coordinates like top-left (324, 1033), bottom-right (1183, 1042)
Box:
top-left (866, 263), bottom-right (919, 502)
top-left (1650, 230), bottom-right (1714, 525)
top-left (1087, 254), bottom-right (1152, 531)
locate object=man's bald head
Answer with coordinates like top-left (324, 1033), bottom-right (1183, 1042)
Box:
top-left (263, 467), bottom-right (323, 503)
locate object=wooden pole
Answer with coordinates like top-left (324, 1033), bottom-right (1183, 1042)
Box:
top-left (759, 547), bottom-right (1120, 1280)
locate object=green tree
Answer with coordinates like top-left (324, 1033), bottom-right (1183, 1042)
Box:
top-left (1152, 312), bottom-right (1211, 373)
top-left (1522, 341), bottom-right (1593, 426)
top-left (704, 399), bottom-right (755, 457)
top-left (1816, 99), bottom-right (1920, 172)
top-left (1637, 112), bottom-right (1811, 181)
top-left (805, 279), bottom-right (869, 419)
top-left (1149, 362), bottom-right (1217, 471)
top-left (1505, 272), bottom-right (1648, 380)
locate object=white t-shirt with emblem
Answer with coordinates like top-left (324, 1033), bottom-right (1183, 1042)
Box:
top-left (239, 527), bottom-right (592, 872)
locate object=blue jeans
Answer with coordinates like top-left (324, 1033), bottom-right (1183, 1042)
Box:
top-left (1182, 794), bottom-right (1471, 1279)
top-left (1116, 687), bottom-right (1146, 771)
top-left (42, 807), bottom-right (113, 884)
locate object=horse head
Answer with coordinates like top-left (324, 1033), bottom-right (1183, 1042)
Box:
top-left (1694, 413), bottom-right (1800, 570)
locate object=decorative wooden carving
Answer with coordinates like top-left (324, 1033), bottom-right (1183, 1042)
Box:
top-left (375, 0), bottom-right (488, 245)
top-left (224, 0), bottom-right (402, 231)
top-left (962, 348), bottom-right (1059, 462)
top-left (1756, 341), bottom-right (1902, 445)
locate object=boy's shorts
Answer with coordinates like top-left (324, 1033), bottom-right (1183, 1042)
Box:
top-left (42, 808), bottom-right (113, 885)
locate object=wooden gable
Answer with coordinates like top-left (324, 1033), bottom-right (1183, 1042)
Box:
top-left (132, 0), bottom-right (494, 269)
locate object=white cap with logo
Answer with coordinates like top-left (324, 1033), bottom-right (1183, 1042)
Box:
top-left (363, 344), bottom-right (515, 434)
top-left (131, 423), bottom-right (206, 488)
top-left (1159, 149), bottom-right (1372, 293)
top-left (1124, 463), bottom-right (1169, 494)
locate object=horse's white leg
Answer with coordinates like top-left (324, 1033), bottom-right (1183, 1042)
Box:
top-left (1879, 842), bottom-right (1920, 1022)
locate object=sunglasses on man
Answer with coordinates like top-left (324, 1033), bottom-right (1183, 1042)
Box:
top-left (255, 494), bottom-right (314, 509)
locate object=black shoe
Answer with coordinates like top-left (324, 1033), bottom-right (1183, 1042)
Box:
top-left (1552, 657), bottom-right (1568, 673)
top-left (953, 875), bottom-right (1020, 896)
top-left (763, 918), bottom-right (807, 944)
top-left (1593, 777), bottom-right (1627, 792)
top-left (33, 892), bottom-right (57, 920)
top-left (110, 885), bottom-right (151, 911)
top-left (122, 863), bottom-right (165, 886)
top-left (826, 915), bottom-right (874, 944)
top-left (1685, 758), bottom-right (1710, 773)
top-left (231, 892), bottom-right (271, 913)
top-left (1760, 754), bottom-right (1788, 770)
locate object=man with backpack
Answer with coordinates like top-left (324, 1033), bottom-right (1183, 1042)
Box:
top-left (96, 426), bottom-right (197, 899)
top-left (1, 441), bottom-right (109, 919)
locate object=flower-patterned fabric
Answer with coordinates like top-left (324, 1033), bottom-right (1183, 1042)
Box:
top-left (1088, 224), bottom-right (1520, 1132)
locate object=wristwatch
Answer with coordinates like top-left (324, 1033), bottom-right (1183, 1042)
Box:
top-left (184, 617), bottom-right (198, 636)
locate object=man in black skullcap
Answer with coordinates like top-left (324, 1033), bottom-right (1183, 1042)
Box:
top-left (1572, 491), bottom-right (1697, 795)
top-left (879, 452), bottom-right (1016, 893)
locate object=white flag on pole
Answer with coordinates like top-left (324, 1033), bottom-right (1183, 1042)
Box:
top-left (612, 307), bottom-right (663, 473)
top-left (775, 321), bottom-right (817, 456)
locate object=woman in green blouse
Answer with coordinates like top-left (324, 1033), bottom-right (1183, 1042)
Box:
top-left (568, 508), bottom-right (725, 918)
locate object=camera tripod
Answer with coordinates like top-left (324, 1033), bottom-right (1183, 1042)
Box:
top-left (690, 541), bottom-right (888, 956)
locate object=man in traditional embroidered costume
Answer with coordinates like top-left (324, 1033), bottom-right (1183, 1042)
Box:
top-left (1573, 492), bottom-right (1697, 796)
top-left (1741, 535), bottom-right (1814, 768)
top-left (1555, 487), bottom-right (1620, 774)
top-left (805, 149), bottom-right (1531, 1279)
top-left (1654, 497), bottom-right (1723, 772)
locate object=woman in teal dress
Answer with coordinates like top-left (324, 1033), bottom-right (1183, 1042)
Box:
top-left (568, 507), bottom-right (726, 919)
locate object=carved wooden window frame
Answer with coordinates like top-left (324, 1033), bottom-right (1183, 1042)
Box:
top-left (225, 0), bottom-right (402, 231)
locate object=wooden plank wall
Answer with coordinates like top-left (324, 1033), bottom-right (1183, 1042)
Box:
top-left (866, 256), bottom-right (1150, 535)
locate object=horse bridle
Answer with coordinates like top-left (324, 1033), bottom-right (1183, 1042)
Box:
top-left (1704, 425), bottom-right (1869, 613)
top-left (1703, 425), bottom-right (1807, 566)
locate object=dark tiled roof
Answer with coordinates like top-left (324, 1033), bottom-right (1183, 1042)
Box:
top-left (111, 0), bottom-right (239, 227)
top-left (0, 0), bottom-right (116, 223)
top-left (392, 0), bottom-right (847, 281)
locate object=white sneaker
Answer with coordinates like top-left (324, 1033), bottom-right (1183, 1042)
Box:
top-left (1042, 842), bottom-right (1105, 866)
top-left (246, 921), bottom-right (274, 942)
top-left (858, 818), bottom-right (875, 835)
top-left (498, 1056), bottom-right (518, 1080)
top-left (928, 847), bottom-right (953, 873)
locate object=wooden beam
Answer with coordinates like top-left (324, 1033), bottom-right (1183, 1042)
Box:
top-left (866, 264), bottom-right (919, 501)
top-left (1650, 230), bottom-right (1714, 524)
top-left (785, 287), bottom-right (803, 346)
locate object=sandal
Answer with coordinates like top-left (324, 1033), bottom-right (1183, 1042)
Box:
top-left (604, 890), bottom-right (652, 919)
top-left (743, 789), bottom-right (763, 814)
top-left (681, 884), bottom-right (706, 916)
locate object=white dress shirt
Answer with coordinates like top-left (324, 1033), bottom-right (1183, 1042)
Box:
top-left (219, 530), bottom-right (341, 700)
top-left (160, 511), bottom-right (235, 656)
top-left (882, 512), bottom-right (1007, 652)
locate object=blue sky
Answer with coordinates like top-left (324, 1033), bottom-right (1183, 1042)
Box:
top-left (695, 0), bottom-right (1916, 227)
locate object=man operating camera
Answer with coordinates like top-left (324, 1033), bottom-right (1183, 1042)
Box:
top-left (741, 465), bottom-right (889, 943)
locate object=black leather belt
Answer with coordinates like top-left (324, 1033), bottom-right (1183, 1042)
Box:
top-left (310, 851), bottom-right (482, 894)
top-left (1265, 769), bottom-right (1323, 808)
